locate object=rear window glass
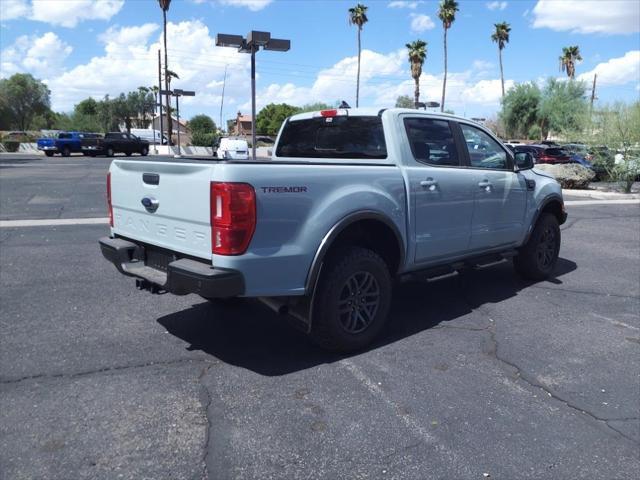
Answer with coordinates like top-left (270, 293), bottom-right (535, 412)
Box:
top-left (403, 118), bottom-right (459, 166)
top-left (276, 116), bottom-right (387, 159)
top-left (545, 148), bottom-right (567, 156)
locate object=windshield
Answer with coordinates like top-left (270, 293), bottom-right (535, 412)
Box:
top-left (276, 116), bottom-right (387, 159)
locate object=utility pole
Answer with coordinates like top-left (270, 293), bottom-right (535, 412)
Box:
top-left (590, 73), bottom-right (598, 113)
top-left (157, 49), bottom-right (163, 153)
top-left (219, 65), bottom-right (227, 134)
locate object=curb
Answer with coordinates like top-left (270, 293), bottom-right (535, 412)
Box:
top-left (562, 189), bottom-right (640, 200)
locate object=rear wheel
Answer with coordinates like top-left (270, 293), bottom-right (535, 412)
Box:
top-left (310, 247), bottom-right (392, 352)
top-left (44, 151), bottom-right (54, 157)
top-left (61, 146), bottom-right (70, 157)
top-left (106, 147), bottom-right (114, 157)
top-left (140, 146), bottom-right (148, 156)
top-left (514, 213), bottom-right (561, 280)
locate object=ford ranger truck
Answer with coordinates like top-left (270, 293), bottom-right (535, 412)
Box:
top-left (99, 108), bottom-right (567, 352)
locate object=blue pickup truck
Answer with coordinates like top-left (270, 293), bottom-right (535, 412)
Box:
top-left (100, 108), bottom-right (566, 351)
top-left (37, 132), bottom-right (100, 157)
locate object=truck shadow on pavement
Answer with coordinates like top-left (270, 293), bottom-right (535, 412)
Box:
top-left (157, 258), bottom-right (576, 376)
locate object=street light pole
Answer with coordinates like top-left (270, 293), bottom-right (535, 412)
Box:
top-left (250, 45), bottom-right (257, 161)
top-left (176, 94), bottom-right (180, 156)
top-left (216, 31), bottom-right (290, 160)
top-left (161, 88), bottom-right (195, 158)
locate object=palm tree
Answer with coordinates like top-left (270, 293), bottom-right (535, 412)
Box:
top-left (491, 22), bottom-right (511, 99)
top-left (559, 46), bottom-right (582, 79)
top-left (406, 40), bottom-right (428, 108)
top-left (158, 0), bottom-right (172, 143)
top-left (438, 0), bottom-right (458, 112)
top-left (348, 3), bottom-right (368, 108)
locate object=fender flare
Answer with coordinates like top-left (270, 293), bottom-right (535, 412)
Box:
top-left (524, 194), bottom-right (565, 244)
top-left (304, 210), bottom-right (406, 295)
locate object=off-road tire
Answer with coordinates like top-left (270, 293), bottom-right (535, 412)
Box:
top-left (514, 213), bottom-right (561, 280)
top-left (44, 151), bottom-right (54, 157)
top-left (310, 247), bottom-right (392, 352)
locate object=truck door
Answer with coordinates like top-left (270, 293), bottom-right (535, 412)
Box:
top-left (457, 122), bottom-right (528, 250)
top-left (401, 116), bottom-right (476, 263)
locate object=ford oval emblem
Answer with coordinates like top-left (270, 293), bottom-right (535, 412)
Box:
top-left (141, 196), bottom-right (159, 213)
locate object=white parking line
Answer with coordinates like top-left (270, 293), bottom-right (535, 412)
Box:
top-left (591, 313), bottom-right (639, 331)
top-left (0, 218), bottom-right (109, 228)
top-left (565, 199), bottom-right (640, 206)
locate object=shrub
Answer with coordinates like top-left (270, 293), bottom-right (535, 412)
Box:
top-left (535, 163), bottom-right (595, 189)
top-left (190, 131), bottom-right (218, 147)
top-left (1, 141), bottom-right (20, 152)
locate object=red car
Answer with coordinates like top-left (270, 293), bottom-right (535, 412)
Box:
top-left (514, 145), bottom-right (572, 164)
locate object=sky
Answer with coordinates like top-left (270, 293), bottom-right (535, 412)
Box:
top-left (1, 0), bottom-right (639, 125)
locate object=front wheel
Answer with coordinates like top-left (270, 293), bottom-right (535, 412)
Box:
top-left (514, 213), bottom-right (561, 280)
top-left (310, 247), bottom-right (392, 352)
top-left (140, 147), bottom-right (148, 156)
top-left (44, 151), bottom-right (54, 157)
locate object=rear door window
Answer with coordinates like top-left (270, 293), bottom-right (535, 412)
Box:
top-left (276, 116), bottom-right (387, 159)
top-left (403, 118), bottom-right (460, 166)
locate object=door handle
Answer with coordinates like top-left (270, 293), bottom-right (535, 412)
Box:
top-left (420, 178), bottom-right (438, 191)
top-left (420, 178), bottom-right (438, 188)
top-left (478, 180), bottom-right (492, 192)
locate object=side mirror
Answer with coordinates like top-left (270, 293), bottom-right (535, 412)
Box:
top-left (514, 152), bottom-right (534, 171)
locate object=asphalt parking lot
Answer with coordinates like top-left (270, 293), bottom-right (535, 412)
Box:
top-left (1, 153), bottom-right (639, 480)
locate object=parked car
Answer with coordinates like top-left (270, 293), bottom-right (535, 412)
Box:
top-left (82, 132), bottom-right (150, 157)
top-left (99, 108), bottom-right (566, 352)
top-left (513, 145), bottom-right (572, 164)
top-left (214, 137), bottom-right (249, 159)
top-left (130, 129), bottom-right (168, 145)
top-left (37, 131), bottom-right (92, 157)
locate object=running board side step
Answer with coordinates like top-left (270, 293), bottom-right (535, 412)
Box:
top-left (401, 249), bottom-right (518, 283)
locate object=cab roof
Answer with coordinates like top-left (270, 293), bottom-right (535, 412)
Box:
top-left (287, 107), bottom-right (473, 125)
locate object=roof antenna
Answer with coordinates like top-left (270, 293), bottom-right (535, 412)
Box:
top-left (339, 100), bottom-right (351, 109)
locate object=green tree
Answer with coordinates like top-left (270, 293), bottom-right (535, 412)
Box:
top-left (348, 3), bottom-right (368, 108)
top-left (500, 82), bottom-right (542, 139)
top-left (406, 40), bottom-right (427, 108)
top-left (559, 46), bottom-right (582, 79)
top-left (491, 22), bottom-right (511, 99)
top-left (589, 102), bottom-right (640, 193)
top-left (0, 73), bottom-right (51, 130)
top-left (97, 95), bottom-right (118, 132)
top-left (395, 95), bottom-right (414, 108)
top-left (438, 0), bottom-right (459, 112)
top-left (75, 97), bottom-right (99, 116)
top-left (255, 103), bottom-right (302, 136)
top-left (539, 78), bottom-right (588, 138)
top-left (501, 79), bottom-right (588, 140)
top-left (188, 114), bottom-right (216, 134)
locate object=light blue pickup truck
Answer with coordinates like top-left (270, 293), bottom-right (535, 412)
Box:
top-left (100, 108), bottom-right (566, 351)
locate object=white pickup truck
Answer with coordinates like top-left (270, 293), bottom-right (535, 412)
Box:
top-left (100, 108), bottom-right (566, 351)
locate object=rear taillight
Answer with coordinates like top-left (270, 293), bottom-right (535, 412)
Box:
top-left (106, 172), bottom-right (113, 227)
top-left (210, 182), bottom-right (256, 255)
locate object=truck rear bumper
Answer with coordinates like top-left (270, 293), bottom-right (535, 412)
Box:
top-left (99, 236), bottom-right (244, 298)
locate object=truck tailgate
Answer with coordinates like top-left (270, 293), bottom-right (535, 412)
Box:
top-left (110, 160), bottom-right (215, 260)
